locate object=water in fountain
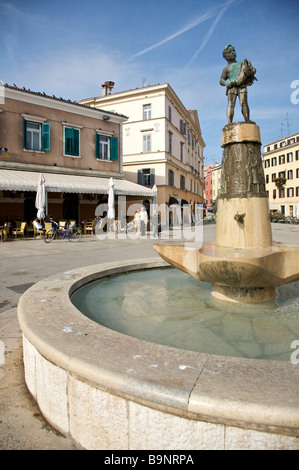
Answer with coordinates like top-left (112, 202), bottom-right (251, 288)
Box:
top-left (71, 268), bottom-right (299, 362)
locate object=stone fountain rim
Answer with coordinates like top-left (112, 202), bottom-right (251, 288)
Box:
top-left (17, 258), bottom-right (299, 437)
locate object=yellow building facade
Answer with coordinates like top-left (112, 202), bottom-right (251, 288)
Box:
top-left (263, 132), bottom-right (299, 217)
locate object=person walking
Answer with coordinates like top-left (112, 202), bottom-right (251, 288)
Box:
top-left (139, 206), bottom-right (148, 236)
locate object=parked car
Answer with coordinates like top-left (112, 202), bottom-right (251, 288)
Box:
top-left (204, 214), bottom-right (215, 222)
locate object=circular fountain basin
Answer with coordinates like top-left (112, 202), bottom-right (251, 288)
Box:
top-left (17, 258), bottom-right (299, 450)
top-left (71, 268), bottom-right (299, 362)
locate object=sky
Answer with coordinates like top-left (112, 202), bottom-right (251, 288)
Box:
top-left (1, 0), bottom-right (299, 165)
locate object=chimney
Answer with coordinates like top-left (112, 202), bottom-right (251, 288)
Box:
top-left (101, 81), bottom-right (115, 96)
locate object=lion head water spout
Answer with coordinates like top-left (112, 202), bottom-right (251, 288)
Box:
top-left (154, 47), bottom-right (299, 304)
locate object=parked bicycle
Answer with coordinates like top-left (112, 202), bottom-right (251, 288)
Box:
top-left (284, 216), bottom-right (297, 225)
top-left (44, 219), bottom-right (82, 243)
top-left (95, 219), bottom-right (136, 234)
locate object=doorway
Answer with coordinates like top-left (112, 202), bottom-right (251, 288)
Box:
top-left (63, 193), bottom-right (79, 222)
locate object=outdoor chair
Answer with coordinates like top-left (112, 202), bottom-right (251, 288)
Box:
top-left (26, 221), bottom-right (35, 237)
top-left (84, 221), bottom-right (94, 235)
top-left (12, 222), bottom-right (27, 239)
top-left (0, 225), bottom-right (10, 242)
top-left (59, 221), bottom-right (66, 231)
top-left (32, 221), bottom-right (44, 238)
top-left (44, 222), bottom-right (52, 232)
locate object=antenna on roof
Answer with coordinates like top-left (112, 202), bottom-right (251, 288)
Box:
top-left (285, 112), bottom-right (291, 135)
top-left (142, 78), bottom-right (146, 87)
top-left (280, 122), bottom-right (284, 138)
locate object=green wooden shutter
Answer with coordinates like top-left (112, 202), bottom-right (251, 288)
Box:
top-left (137, 169), bottom-right (143, 185)
top-left (65, 127), bottom-right (74, 155)
top-left (95, 133), bottom-right (99, 158)
top-left (41, 123), bottom-right (50, 151)
top-left (110, 136), bottom-right (119, 161)
top-left (23, 119), bottom-right (28, 149)
top-left (150, 169), bottom-right (155, 186)
top-left (73, 128), bottom-right (79, 156)
top-left (64, 127), bottom-right (79, 155)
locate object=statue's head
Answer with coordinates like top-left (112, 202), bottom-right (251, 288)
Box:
top-left (222, 45), bottom-right (236, 60)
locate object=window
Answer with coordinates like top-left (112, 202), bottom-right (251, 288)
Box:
top-left (137, 168), bottom-right (155, 186)
top-left (98, 136), bottom-right (109, 160)
top-left (95, 134), bottom-right (118, 160)
top-left (23, 119), bottom-right (50, 151)
top-left (180, 120), bottom-right (186, 135)
top-left (279, 188), bottom-right (285, 198)
top-left (143, 104), bottom-right (151, 120)
top-left (168, 106), bottom-right (172, 122)
top-left (287, 152), bottom-right (293, 162)
top-left (180, 175), bottom-right (185, 190)
top-left (143, 134), bottom-right (151, 152)
top-left (290, 205), bottom-right (294, 217)
top-left (180, 142), bottom-right (184, 162)
top-left (266, 174), bottom-right (269, 184)
top-left (296, 187), bottom-right (299, 197)
top-left (271, 157), bottom-right (277, 166)
top-left (264, 159), bottom-right (270, 168)
top-left (296, 168), bottom-right (299, 178)
top-left (272, 173), bottom-right (277, 181)
top-left (287, 170), bottom-right (293, 180)
top-left (273, 189), bottom-right (276, 199)
top-left (296, 150), bottom-right (299, 161)
top-left (287, 188), bottom-right (294, 197)
top-left (279, 154), bottom-right (285, 164)
top-left (64, 127), bottom-right (80, 156)
top-left (168, 169), bottom-right (174, 187)
top-left (169, 133), bottom-right (172, 154)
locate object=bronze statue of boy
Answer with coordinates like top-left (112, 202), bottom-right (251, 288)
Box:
top-left (220, 45), bottom-right (257, 124)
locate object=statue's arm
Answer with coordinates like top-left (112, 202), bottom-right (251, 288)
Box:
top-left (220, 68), bottom-right (231, 87)
top-left (219, 70), bottom-right (227, 87)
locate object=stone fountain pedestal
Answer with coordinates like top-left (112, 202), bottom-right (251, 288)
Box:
top-left (154, 122), bottom-right (299, 303)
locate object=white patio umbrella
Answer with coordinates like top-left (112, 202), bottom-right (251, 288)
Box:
top-left (107, 177), bottom-right (115, 220)
top-left (35, 173), bottom-right (46, 220)
top-left (152, 184), bottom-right (158, 208)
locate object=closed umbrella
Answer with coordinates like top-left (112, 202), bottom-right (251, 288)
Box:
top-left (107, 177), bottom-right (115, 220)
top-left (35, 173), bottom-right (46, 220)
top-left (152, 184), bottom-right (158, 208)
top-left (152, 184), bottom-right (159, 236)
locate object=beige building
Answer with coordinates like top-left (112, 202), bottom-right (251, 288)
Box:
top-left (0, 84), bottom-right (153, 226)
top-left (263, 131), bottom-right (299, 217)
top-left (80, 82), bottom-right (205, 224)
top-left (211, 164), bottom-right (222, 207)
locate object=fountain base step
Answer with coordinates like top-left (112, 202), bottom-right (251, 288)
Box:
top-left (211, 284), bottom-right (275, 303)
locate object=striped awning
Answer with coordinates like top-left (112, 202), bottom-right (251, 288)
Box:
top-left (0, 169), bottom-right (154, 197)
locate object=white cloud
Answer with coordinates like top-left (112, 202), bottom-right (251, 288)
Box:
top-left (131, 0), bottom-right (239, 59)
top-left (13, 46), bottom-right (145, 100)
